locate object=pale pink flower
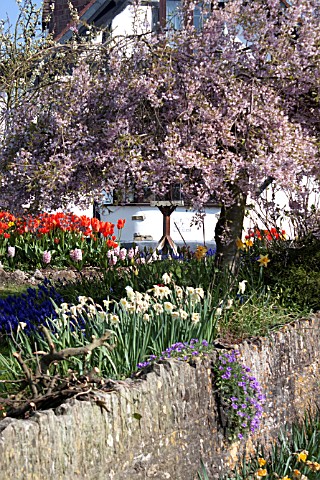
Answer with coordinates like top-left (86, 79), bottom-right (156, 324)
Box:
top-left (70, 248), bottom-right (83, 262)
top-left (136, 257), bottom-right (146, 264)
top-left (7, 246), bottom-right (15, 258)
top-left (109, 256), bottom-right (117, 266)
top-left (42, 251), bottom-right (51, 264)
top-left (119, 248), bottom-right (127, 260)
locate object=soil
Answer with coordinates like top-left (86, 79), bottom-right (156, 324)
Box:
top-left (0, 267), bottom-right (102, 288)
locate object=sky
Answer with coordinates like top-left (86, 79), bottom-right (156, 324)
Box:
top-left (0, 0), bottom-right (43, 25)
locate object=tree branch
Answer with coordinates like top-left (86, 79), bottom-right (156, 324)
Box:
top-left (37, 328), bottom-right (114, 375)
top-left (13, 352), bottom-right (38, 398)
top-left (255, 176), bottom-right (274, 197)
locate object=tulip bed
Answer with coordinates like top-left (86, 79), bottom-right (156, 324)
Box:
top-left (0, 210), bottom-right (129, 270)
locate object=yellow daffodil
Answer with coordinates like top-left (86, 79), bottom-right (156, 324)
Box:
top-left (194, 245), bottom-right (207, 260)
top-left (257, 254), bottom-right (271, 267)
top-left (305, 460), bottom-right (320, 471)
top-left (280, 476), bottom-right (292, 480)
top-left (245, 238), bottom-right (254, 247)
top-left (256, 468), bottom-right (268, 477)
top-left (296, 451), bottom-right (308, 462)
top-left (236, 237), bottom-right (246, 250)
top-left (258, 458), bottom-right (267, 467)
top-left (293, 470), bottom-right (308, 480)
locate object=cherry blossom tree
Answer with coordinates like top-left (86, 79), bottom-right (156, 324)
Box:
top-left (1, 0), bottom-right (319, 268)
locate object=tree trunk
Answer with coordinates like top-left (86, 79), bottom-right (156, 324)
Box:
top-left (214, 187), bottom-right (247, 274)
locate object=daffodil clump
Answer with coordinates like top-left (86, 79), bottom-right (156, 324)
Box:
top-left (52, 272), bottom-right (207, 326)
top-left (236, 227), bottom-right (287, 273)
top-left (224, 410), bottom-right (320, 480)
top-left (252, 450), bottom-right (320, 479)
top-left (34, 273), bottom-right (217, 378)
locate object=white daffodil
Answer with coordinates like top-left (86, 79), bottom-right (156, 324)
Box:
top-left (142, 313), bottom-right (150, 322)
top-left (195, 287), bottom-right (204, 299)
top-left (17, 322), bottom-right (27, 334)
top-left (135, 291), bottom-right (144, 303)
top-left (60, 302), bottom-right (69, 312)
top-left (96, 311), bottom-right (108, 321)
top-left (186, 286), bottom-right (195, 295)
top-left (164, 301), bottom-right (174, 313)
top-left (237, 280), bottom-right (247, 295)
top-left (174, 286), bottom-right (183, 299)
top-left (179, 309), bottom-right (188, 320)
top-left (120, 298), bottom-right (129, 310)
top-left (70, 305), bottom-right (78, 317)
top-left (153, 303), bottom-right (164, 314)
top-left (189, 292), bottom-right (201, 305)
top-left (127, 303), bottom-right (136, 313)
top-left (153, 285), bottom-right (171, 299)
top-left (88, 304), bottom-right (97, 314)
top-left (109, 314), bottom-right (120, 324)
top-left (144, 293), bottom-right (151, 302)
top-left (137, 300), bottom-right (149, 313)
top-left (125, 286), bottom-right (135, 301)
top-left (162, 272), bottom-right (172, 285)
top-left (191, 312), bottom-right (200, 324)
top-left (78, 296), bottom-right (88, 305)
top-left (103, 299), bottom-right (112, 311)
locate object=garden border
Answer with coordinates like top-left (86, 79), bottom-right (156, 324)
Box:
top-left (0, 315), bottom-right (319, 479)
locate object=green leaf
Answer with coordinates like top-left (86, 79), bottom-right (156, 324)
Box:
top-left (132, 412), bottom-right (142, 421)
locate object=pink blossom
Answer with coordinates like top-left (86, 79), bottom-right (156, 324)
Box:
top-left (1, 0), bottom-right (319, 267)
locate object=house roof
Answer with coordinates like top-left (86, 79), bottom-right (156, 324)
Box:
top-left (42, 0), bottom-right (129, 42)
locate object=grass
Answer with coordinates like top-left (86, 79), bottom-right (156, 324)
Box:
top-left (217, 292), bottom-right (306, 342)
top-left (0, 283), bottom-right (29, 299)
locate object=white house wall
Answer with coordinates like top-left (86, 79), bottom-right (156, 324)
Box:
top-left (98, 204), bottom-right (219, 247)
top-left (243, 177), bottom-right (320, 238)
top-left (111, 5), bottom-right (152, 38)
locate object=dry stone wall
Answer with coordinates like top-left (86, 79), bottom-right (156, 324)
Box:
top-left (0, 315), bottom-right (319, 480)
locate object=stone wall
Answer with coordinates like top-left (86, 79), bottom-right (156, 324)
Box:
top-left (0, 315), bottom-right (319, 479)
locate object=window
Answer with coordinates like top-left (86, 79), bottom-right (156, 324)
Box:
top-left (156, 0), bottom-right (212, 31)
